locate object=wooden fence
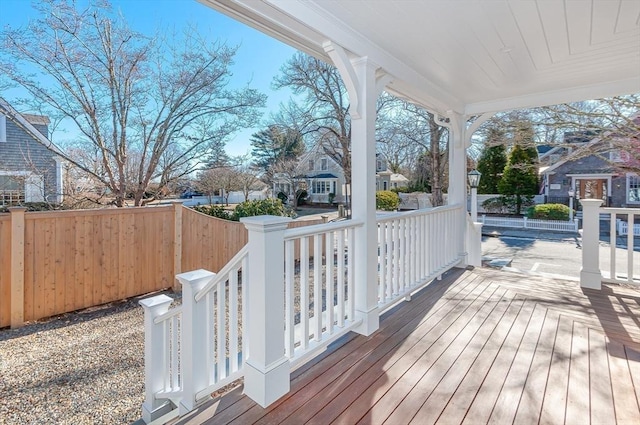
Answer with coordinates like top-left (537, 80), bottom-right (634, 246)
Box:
top-left (0, 205), bottom-right (323, 328)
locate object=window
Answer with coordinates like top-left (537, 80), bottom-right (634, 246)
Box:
top-left (0, 113), bottom-right (6, 143)
top-left (311, 179), bottom-right (334, 194)
top-left (383, 181), bottom-right (388, 190)
top-left (308, 160), bottom-right (314, 171)
top-left (0, 175), bottom-right (25, 206)
top-left (321, 158), bottom-right (328, 171)
top-left (627, 174), bottom-right (640, 204)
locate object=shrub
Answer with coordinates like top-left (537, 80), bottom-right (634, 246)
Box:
top-left (376, 190), bottom-right (400, 211)
top-left (526, 203), bottom-right (570, 221)
top-left (328, 192), bottom-right (335, 205)
top-left (192, 204), bottom-right (231, 220)
top-left (232, 198), bottom-right (291, 220)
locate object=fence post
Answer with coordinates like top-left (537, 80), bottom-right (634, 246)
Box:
top-left (482, 214), bottom-right (486, 225)
top-left (172, 201), bottom-right (183, 292)
top-left (523, 216), bottom-right (528, 228)
top-left (579, 199), bottom-right (603, 289)
top-left (178, 269), bottom-right (216, 414)
top-left (139, 294), bottom-right (175, 423)
top-left (9, 207), bottom-right (27, 328)
top-left (574, 218), bottom-right (579, 232)
top-left (241, 215), bottom-right (292, 407)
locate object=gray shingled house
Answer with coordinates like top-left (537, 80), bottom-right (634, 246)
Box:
top-left (0, 98), bottom-right (68, 206)
top-left (540, 129), bottom-right (639, 208)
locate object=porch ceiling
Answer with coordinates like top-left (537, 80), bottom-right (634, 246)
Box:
top-left (200, 0), bottom-right (640, 115)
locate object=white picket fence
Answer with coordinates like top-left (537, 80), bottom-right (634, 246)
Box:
top-left (140, 205), bottom-right (466, 423)
top-left (481, 215), bottom-right (579, 232)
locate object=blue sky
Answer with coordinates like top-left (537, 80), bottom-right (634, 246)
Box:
top-left (0, 0), bottom-right (298, 156)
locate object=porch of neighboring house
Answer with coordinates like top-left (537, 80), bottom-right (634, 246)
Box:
top-left (171, 266), bottom-right (640, 425)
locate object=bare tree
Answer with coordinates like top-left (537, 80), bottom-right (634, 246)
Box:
top-left (0, 0), bottom-right (265, 206)
top-left (272, 158), bottom-right (306, 210)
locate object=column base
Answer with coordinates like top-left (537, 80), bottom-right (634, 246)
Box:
top-left (355, 308), bottom-right (379, 336)
top-left (244, 357), bottom-right (290, 407)
top-left (142, 400), bottom-right (174, 424)
top-left (580, 269), bottom-right (602, 290)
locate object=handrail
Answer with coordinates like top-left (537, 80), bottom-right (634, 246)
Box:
top-left (284, 219), bottom-right (364, 240)
top-left (153, 303), bottom-right (182, 325)
top-left (194, 244), bottom-right (249, 302)
top-left (376, 204), bottom-right (462, 224)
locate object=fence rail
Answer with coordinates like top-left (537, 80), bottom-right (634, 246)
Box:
top-left (481, 215), bottom-right (579, 232)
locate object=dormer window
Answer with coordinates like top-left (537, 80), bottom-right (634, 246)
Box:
top-left (321, 158), bottom-right (328, 171)
top-left (308, 159), bottom-right (314, 171)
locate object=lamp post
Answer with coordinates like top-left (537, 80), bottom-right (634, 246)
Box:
top-left (568, 188), bottom-right (575, 221)
top-left (468, 169), bottom-right (481, 222)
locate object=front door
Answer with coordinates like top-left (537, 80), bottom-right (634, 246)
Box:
top-left (578, 179), bottom-right (606, 202)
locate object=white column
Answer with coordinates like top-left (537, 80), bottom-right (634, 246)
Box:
top-left (579, 199), bottom-right (603, 289)
top-left (447, 111), bottom-right (469, 267)
top-left (177, 269), bottom-right (216, 414)
top-left (241, 215), bottom-right (292, 407)
top-left (350, 57), bottom-right (380, 336)
top-left (139, 294), bottom-right (175, 423)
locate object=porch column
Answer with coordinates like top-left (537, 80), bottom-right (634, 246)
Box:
top-left (579, 199), bottom-right (603, 289)
top-left (446, 112), bottom-right (469, 266)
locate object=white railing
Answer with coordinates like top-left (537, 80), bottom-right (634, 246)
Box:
top-left (481, 215), bottom-right (579, 232)
top-left (376, 205), bottom-right (463, 310)
top-left (603, 209), bottom-right (639, 285)
top-left (283, 220), bottom-right (364, 368)
top-left (141, 207), bottom-right (470, 423)
top-left (139, 245), bottom-right (249, 422)
top-left (617, 219), bottom-right (640, 236)
top-left (580, 200), bottom-right (639, 288)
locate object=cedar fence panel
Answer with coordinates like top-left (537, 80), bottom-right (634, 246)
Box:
top-left (0, 205), bottom-right (326, 328)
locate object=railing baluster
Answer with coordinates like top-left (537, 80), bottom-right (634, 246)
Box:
top-left (314, 234), bottom-right (323, 341)
top-left (242, 255), bottom-right (249, 361)
top-left (217, 281), bottom-right (226, 380)
top-left (378, 222), bottom-right (385, 303)
top-left (207, 292), bottom-right (214, 383)
top-left (610, 213), bottom-right (617, 280)
top-left (347, 227), bottom-right (355, 321)
top-left (337, 229), bottom-right (345, 327)
top-left (171, 316), bottom-right (179, 389)
top-left (326, 231), bottom-right (334, 334)
top-left (285, 239), bottom-right (295, 357)
top-left (627, 213), bottom-right (634, 284)
top-left (229, 268), bottom-right (238, 373)
top-left (301, 236), bottom-right (309, 349)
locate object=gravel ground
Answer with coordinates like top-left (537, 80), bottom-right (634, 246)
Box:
top-left (0, 292), bottom-right (178, 425)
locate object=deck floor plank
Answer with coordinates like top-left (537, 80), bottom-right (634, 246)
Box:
top-left (174, 268), bottom-right (640, 425)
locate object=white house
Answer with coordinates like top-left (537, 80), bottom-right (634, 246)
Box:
top-left (273, 139), bottom-right (408, 204)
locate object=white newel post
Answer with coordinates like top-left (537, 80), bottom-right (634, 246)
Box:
top-left (579, 199), bottom-right (603, 289)
top-left (139, 295), bottom-right (175, 423)
top-left (178, 269), bottom-right (216, 414)
top-left (241, 215), bottom-right (292, 407)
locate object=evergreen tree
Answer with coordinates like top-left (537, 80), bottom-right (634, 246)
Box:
top-left (476, 126), bottom-right (507, 194)
top-left (498, 121), bottom-right (539, 214)
top-left (250, 125), bottom-right (304, 182)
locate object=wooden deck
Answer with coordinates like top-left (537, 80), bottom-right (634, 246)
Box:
top-left (174, 267), bottom-right (640, 425)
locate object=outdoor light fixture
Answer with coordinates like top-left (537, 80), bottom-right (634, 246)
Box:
top-left (468, 169), bottom-right (481, 189)
top-left (468, 169), bottom-right (481, 222)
